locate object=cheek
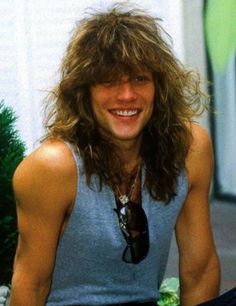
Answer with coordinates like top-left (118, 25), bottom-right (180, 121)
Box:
top-left (91, 100), bottom-right (105, 116)
top-left (90, 93), bottom-right (102, 113)
top-left (90, 89), bottom-right (108, 111)
top-left (91, 98), bottom-right (109, 124)
top-left (91, 103), bottom-right (100, 123)
top-left (146, 95), bottom-right (154, 113)
top-left (145, 86), bottom-right (155, 108)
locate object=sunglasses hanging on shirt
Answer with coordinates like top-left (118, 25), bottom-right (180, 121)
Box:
top-left (115, 200), bottom-right (149, 264)
top-left (114, 166), bottom-right (149, 264)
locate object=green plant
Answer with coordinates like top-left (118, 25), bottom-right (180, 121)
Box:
top-left (157, 277), bottom-right (180, 306)
top-left (0, 100), bottom-right (26, 285)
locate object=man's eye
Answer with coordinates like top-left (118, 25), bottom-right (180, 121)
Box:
top-left (100, 80), bottom-right (116, 87)
top-left (133, 75), bottom-right (148, 83)
top-left (102, 81), bottom-right (112, 86)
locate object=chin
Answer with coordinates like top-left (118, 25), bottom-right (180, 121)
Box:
top-left (113, 132), bottom-right (141, 142)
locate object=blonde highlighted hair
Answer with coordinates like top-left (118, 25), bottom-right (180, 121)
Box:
top-left (44, 4), bottom-right (208, 202)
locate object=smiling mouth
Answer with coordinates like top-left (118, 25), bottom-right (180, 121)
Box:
top-left (110, 109), bottom-right (139, 117)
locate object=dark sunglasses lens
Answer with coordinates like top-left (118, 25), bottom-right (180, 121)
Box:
top-left (123, 233), bottom-right (149, 264)
top-left (123, 206), bottom-right (149, 263)
top-left (117, 202), bottom-right (149, 264)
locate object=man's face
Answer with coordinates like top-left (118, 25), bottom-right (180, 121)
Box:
top-left (90, 70), bottom-right (155, 146)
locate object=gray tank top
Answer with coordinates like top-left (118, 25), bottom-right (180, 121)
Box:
top-left (46, 144), bottom-right (188, 305)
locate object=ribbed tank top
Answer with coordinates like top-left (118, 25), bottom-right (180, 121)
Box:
top-left (46, 143), bottom-right (188, 306)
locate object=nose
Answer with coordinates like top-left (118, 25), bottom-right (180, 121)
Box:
top-left (116, 81), bottom-right (137, 102)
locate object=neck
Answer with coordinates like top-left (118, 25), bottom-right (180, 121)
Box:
top-left (114, 139), bottom-right (142, 174)
top-left (115, 163), bottom-right (141, 204)
top-left (111, 139), bottom-right (142, 200)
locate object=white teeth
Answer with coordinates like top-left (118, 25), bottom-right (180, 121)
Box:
top-left (112, 110), bottom-right (138, 116)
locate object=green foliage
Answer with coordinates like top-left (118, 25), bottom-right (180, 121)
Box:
top-left (0, 100), bottom-right (26, 284)
top-left (157, 277), bottom-right (180, 306)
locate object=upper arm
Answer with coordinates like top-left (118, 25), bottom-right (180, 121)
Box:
top-left (12, 140), bottom-right (77, 287)
top-left (175, 124), bottom-right (219, 275)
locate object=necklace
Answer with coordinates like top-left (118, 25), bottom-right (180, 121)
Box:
top-left (116, 166), bottom-right (141, 205)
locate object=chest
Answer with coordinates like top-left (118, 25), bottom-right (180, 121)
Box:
top-left (62, 173), bottom-right (187, 254)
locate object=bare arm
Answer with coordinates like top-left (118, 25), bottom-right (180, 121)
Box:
top-left (176, 124), bottom-right (220, 306)
top-left (9, 140), bottom-right (76, 306)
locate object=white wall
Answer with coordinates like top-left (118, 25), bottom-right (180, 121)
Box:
top-left (182, 0), bottom-right (210, 130)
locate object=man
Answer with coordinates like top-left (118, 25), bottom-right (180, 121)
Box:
top-left (9, 5), bottom-right (220, 306)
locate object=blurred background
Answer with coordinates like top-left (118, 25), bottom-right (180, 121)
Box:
top-left (0, 0), bottom-right (235, 291)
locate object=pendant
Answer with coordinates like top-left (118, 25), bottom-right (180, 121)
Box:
top-left (119, 194), bottom-right (129, 205)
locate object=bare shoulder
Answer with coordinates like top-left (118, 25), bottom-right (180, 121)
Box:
top-left (13, 139), bottom-right (77, 208)
top-left (14, 139), bottom-right (76, 182)
top-left (186, 123), bottom-right (214, 188)
top-left (15, 138), bottom-right (75, 174)
top-left (188, 123), bottom-right (212, 154)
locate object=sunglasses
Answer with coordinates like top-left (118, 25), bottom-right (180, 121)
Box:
top-left (115, 200), bottom-right (149, 264)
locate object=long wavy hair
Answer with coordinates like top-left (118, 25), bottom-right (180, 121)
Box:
top-left (44, 5), bottom-right (208, 202)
